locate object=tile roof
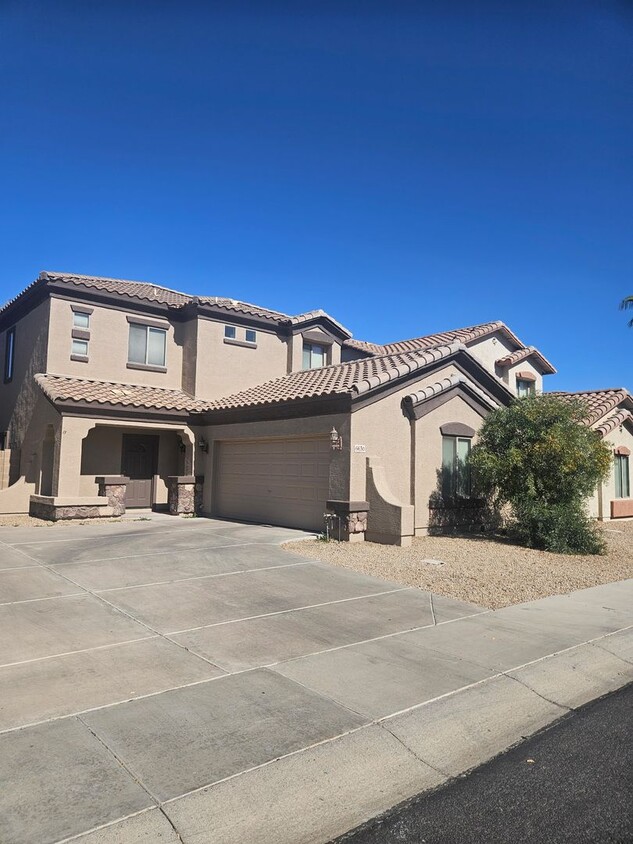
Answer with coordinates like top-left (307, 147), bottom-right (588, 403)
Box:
top-left (495, 345), bottom-right (556, 375)
top-left (403, 374), bottom-right (499, 411)
top-left (596, 409), bottom-right (633, 437)
top-left (288, 309), bottom-right (352, 337)
top-left (203, 343), bottom-right (465, 411)
top-left (550, 389), bottom-right (632, 426)
top-left (344, 321), bottom-right (523, 357)
top-left (40, 272), bottom-right (192, 307)
top-left (36, 374), bottom-right (207, 413)
top-left (1, 272), bottom-right (351, 333)
top-left (196, 296), bottom-right (291, 321)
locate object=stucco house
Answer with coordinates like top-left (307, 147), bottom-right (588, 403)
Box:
top-left (0, 271), bottom-right (630, 544)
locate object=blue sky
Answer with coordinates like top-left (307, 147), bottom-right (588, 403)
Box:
top-left (1, 1), bottom-right (631, 390)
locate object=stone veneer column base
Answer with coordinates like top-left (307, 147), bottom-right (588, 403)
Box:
top-left (96, 476), bottom-right (130, 517)
top-left (29, 495), bottom-right (114, 521)
top-left (325, 500), bottom-right (369, 542)
top-left (168, 476), bottom-right (196, 515)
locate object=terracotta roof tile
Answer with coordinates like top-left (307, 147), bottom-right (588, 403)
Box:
top-left (203, 343), bottom-right (465, 411)
top-left (197, 296), bottom-right (291, 321)
top-left (36, 373), bottom-right (207, 413)
top-left (496, 346), bottom-right (556, 374)
top-left (288, 309), bottom-right (352, 337)
top-left (596, 409), bottom-right (633, 437)
top-left (550, 388), bottom-right (631, 426)
top-left (40, 272), bottom-right (192, 307)
top-left (403, 374), bottom-right (499, 411)
top-left (344, 321), bottom-right (521, 356)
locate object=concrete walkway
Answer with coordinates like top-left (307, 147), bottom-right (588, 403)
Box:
top-left (0, 516), bottom-right (630, 844)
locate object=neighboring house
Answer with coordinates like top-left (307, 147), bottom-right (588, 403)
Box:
top-left (551, 389), bottom-right (633, 521)
top-left (0, 270), bottom-right (626, 543)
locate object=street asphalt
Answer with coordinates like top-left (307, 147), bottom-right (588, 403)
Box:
top-left (333, 683), bottom-right (633, 844)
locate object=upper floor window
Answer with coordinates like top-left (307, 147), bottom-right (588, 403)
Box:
top-left (615, 453), bottom-right (630, 499)
top-left (4, 327), bottom-right (15, 383)
top-left (224, 325), bottom-right (236, 340)
top-left (245, 329), bottom-right (257, 343)
top-left (128, 323), bottom-right (166, 368)
top-left (516, 378), bottom-right (535, 398)
top-left (442, 435), bottom-right (471, 498)
top-left (302, 342), bottom-right (326, 370)
top-left (73, 311), bottom-right (90, 329)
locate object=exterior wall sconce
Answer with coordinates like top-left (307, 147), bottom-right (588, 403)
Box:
top-left (198, 436), bottom-right (209, 453)
top-left (330, 427), bottom-right (343, 451)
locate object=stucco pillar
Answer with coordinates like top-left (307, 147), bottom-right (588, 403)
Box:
top-left (52, 418), bottom-right (96, 497)
top-left (179, 427), bottom-right (196, 476)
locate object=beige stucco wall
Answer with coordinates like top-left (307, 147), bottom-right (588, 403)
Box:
top-left (194, 318), bottom-right (289, 400)
top-left (197, 413), bottom-right (349, 515)
top-left (412, 393), bottom-right (488, 532)
top-left (466, 332), bottom-right (545, 395)
top-left (502, 359), bottom-right (544, 394)
top-left (47, 297), bottom-right (184, 389)
top-left (0, 299), bottom-right (51, 484)
top-left (349, 363), bottom-right (486, 509)
top-left (467, 333), bottom-right (516, 376)
top-left (591, 421), bottom-right (633, 519)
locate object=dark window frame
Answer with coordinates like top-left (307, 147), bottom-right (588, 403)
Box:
top-left (615, 453), bottom-right (630, 499)
top-left (441, 434), bottom-right (472, 499)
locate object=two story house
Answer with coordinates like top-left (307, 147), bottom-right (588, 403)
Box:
top-left (0, 271), bottom-right (630, 544)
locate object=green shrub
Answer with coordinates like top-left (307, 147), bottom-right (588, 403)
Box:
top-left (508, 499), bottom-right (606, 555)
top-left (470, 395), bottom-right (611, 555)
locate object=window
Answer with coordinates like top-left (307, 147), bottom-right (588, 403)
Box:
top-left (73, 311), bottom-right (90, 329)
top-left (442, 436), bottom-right (471, 498)
top-left (128, 324), bottom-right (166, 367)
top-left (224, 325), bottom-right (236, 339)
top-left (245, 329), bottom-right (257, 343)
top-left (71, 339), bottom-right (89, 357)
top-left (615, 454), bottom-right (630, 499)
top-left (4, 327), bottom-right (15, 383)
top-left (302, 342), bottom-right (326, 370)
top-left (516, 378), bottom-right (535, 398)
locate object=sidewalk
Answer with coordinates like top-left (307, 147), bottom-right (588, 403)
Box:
top-left (73, 580), bottom-right (632, 844)
top-left (0, 518), bottom-right (630, 844)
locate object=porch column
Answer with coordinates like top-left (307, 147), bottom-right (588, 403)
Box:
top-left (179, 427), bottom-right (196, 476)
top-left (52, 418), bottom-right (97, 497)
top-left (167, 476), bottom-right (196, 515)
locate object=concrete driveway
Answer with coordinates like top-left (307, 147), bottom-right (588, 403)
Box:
top-left (0, 516), bottom-right (631, 844)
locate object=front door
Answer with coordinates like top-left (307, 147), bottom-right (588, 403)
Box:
top-left (121, 435), bottom-right (158, 508)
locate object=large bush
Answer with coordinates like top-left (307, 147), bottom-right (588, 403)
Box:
top-left (470, 395), bottom-right (611, 554)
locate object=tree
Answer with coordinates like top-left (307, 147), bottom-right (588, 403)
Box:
top-left (621, 295), bottom-right (633, 327)
top-left (469, 395), bottom-right (611, 554)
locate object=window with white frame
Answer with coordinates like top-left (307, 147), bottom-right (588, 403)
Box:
top-left (128, 323), bottom-right (167, 367)
top-left (73, 311), bottom-right (90, 329)
top-left (224, 325), bottom-right (236, 339)
top-left (302, 342), bottom-right (326, 370)
top-left (615, 453), bottom-right (630, 499)
top-left (442, 436), bottom-right (472, 498)
top-left (245, 329), bottom-right (257, 343)
top-left (72, 339), bottom-right (89, 358)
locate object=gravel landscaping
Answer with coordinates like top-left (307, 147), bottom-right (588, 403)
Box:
top-left (286, 521), bottom-right (633, 609)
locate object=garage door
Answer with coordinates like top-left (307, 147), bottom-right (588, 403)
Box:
top-left (214, 437), bottom-right (330, 531)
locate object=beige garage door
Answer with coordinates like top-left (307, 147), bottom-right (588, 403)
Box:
top-left (214, 437), bottom-right (330, 531)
